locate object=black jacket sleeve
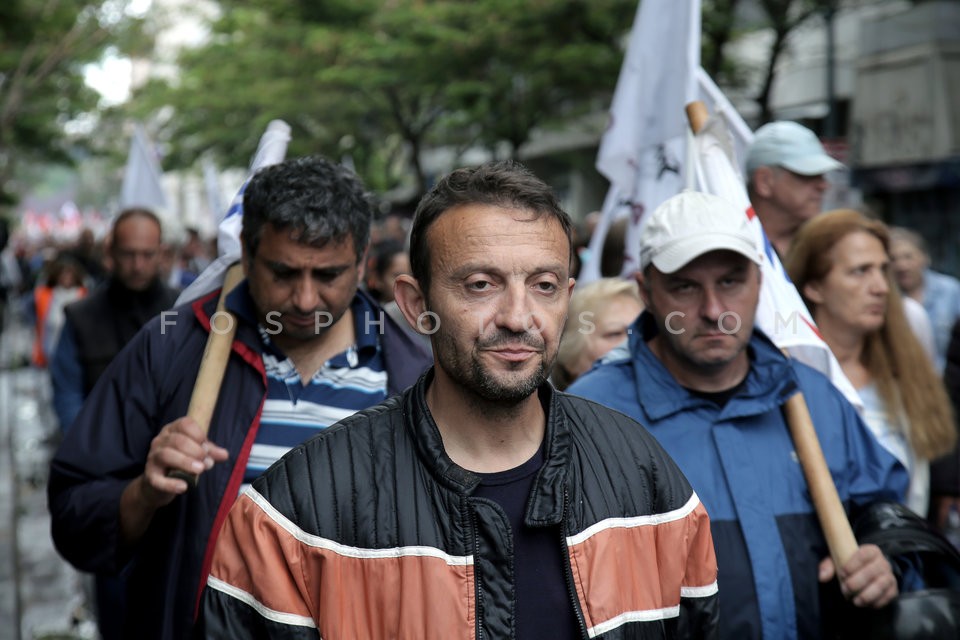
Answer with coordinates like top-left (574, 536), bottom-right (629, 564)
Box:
top-left (932, 318), bottom-right (960, 498)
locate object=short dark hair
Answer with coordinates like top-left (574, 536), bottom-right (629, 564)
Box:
top-left (241, 155), bottom-right (374, 262)
top-left (409, 160), bottom-right (573, 294)
top-left (370, 239), bottom-right (407, 279)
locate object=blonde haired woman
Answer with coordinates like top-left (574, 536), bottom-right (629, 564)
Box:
top-left (553, 278), bottom-right (643, 391)
top-left (786, 209), bottom-right (956, 516)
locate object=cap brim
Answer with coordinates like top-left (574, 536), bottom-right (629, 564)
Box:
top-left (650, 235), bottom-right (762, 274)
top-left (781, 154), bottom-right (845, 176)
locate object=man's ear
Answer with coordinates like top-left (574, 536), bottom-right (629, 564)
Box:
top-left (393, 274), bottom-right (430, 334)
top-left (753, 166), bottom-right (776, 199)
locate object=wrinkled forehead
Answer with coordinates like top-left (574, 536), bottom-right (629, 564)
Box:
top-left (428, 205), bottom-right (570, 262)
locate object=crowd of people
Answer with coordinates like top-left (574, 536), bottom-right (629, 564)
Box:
top-left (0, 118), bottom-right (957, 639)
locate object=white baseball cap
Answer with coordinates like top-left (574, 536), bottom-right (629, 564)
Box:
top-left (746, 121), bottom-right (845, 176)
top-left (639, 191), bottom-right (761, 274)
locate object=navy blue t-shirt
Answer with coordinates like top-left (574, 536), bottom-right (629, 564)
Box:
top-left (473, 445), bottom-right (580, 639)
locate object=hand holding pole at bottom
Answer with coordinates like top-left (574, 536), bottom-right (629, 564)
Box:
top-left (818, 542), bottom-right (898, 609)
top-left (119, 416), bottom-right (229, 546)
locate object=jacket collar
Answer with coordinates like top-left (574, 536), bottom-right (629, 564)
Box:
top-left (190, 281), bottom-right (264, 354)
top-left (403, 369), bottom-right (568, 525)
top-left (629, 312), bottom-right (800, 422)
top-left (105, 276), bottom-right (169, 308)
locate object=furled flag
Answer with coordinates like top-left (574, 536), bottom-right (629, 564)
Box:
top-left (695, 67), bottom-right (752, 175)
top-left (580, 0), bottom-right (701, 283)
top-left (120, 123), bottom-right (169, 211)
top-left (175, 120), bottom-right (292, 305)
top-left (690, 103), bottom-right (862, 409)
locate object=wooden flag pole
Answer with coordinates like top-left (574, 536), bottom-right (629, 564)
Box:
top-left (685, 100), bottom-right (858, 570)
top-left (782, 392), bottom-right (859, 568)
top-left (168, 262), bottom-right (245, 488)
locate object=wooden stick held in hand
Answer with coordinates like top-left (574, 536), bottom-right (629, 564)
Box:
top-left (168, 262), bottom-right (245, 488)
top-left (684, 99), bottom-right (857, 570)
top-left (783, 393), bottom-right (859, 568)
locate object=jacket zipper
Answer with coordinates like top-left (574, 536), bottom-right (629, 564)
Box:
top-left (471, 505), bottom-right (484, 640)
top-left (561, 488), bottom-right (590, 639)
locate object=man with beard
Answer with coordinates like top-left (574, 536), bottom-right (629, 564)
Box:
top-left (568, 191), bottom-right (907, 640)
top-left (48, 156), bottom-right (432, 640)
top-left (194, 161), bottom-right (720, 639)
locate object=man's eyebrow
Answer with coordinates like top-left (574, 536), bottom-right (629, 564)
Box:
top-left (723, 264), bottom-right (750, 277)
top-left (447, 263), bottom-right (498, 280)
top-left (262, 260), bottom-right (298, 273)
top-left (262, 260), bottom-right (350, 273)
top-left (450, 262), bottom-right (568, 279)
top-left (532, 263), bottom-right (568, 275)
top-left (663, 273), bottom-right (695, 285)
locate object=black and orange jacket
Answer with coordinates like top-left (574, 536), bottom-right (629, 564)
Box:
top-left (195, 370), bottom-right (720, 639)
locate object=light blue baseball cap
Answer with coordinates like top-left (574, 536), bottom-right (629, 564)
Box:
top-left (746, 121), bottom-right (845, 176)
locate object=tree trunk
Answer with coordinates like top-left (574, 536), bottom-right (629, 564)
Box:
top-left (756, 26), bottom-right (788, 124)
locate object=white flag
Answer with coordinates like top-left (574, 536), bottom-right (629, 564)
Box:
top-left (176, 120), bottom-right (292, 305)
top-left (201, 156), bottom-right (224, 232)
top-left (120, 124), bottom-right (168, 211)
top-left (692, 106), bottom-right (862, 410)
top-left (581, 0), bottom-right (701, 282)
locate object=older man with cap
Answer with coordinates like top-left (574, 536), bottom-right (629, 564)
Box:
top-left (568, 190), bottom-right (908, 640)
top-left (746, 121), bottom-right (844, 257)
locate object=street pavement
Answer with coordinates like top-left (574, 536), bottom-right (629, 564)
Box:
top-left (0, 304), bottom-right (95, 640)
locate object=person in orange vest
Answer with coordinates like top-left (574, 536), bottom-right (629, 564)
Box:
top-left (31, 256), bottom-right (87, 367)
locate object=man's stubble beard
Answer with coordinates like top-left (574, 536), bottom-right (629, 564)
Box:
top-left (431, 319), bottom-right (554, 405)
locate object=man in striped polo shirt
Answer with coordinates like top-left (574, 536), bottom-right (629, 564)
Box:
top-left (49, 155), bottom-right (433, 640)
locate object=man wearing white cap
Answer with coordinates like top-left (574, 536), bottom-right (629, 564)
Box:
top-left (746, 121), bottom-right (844, 257)
top-left (568, 191), bottom-right (909, 640)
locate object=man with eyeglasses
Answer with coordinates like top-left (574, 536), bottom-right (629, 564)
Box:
top-left (745, 121), bottom-right (844, 258)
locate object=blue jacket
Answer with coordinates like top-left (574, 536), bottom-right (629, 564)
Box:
top-left (921, 269), bottom-right (960, 371)
top-left (47, 285), bottom-right (432, 640)
top-left (567, 313), bottom-right (908, 640)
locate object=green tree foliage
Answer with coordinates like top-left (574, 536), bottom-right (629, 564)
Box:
top-left (449, 1), bottom-right (633, 158)
top-left (0, 0), bottom-right (145, 206)
top-left (702, 0), bottom-right (744, 82)
top-left (131, 0), bottom-right (636, 198)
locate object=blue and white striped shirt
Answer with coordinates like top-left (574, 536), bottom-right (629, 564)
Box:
top-left (238, 288), bottom-right (387, 488)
